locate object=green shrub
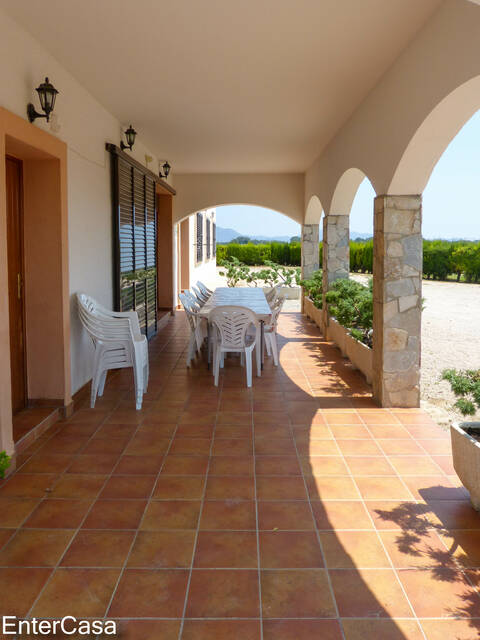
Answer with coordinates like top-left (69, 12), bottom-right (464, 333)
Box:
top-left (300, 269), bottom-right (323, 309)
top-left (0, 451), bottom-right (11, 479)
top-left (442, 369), bottom-right (480, 416)
top-left (325, 278), bottom-right (373, 347)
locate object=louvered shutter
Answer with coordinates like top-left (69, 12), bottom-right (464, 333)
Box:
top-left (206, 218), bottom-right (211, 259)
top-left (196, 212), bottom-right (203, 262)
top-left (111, 153), bottom-right (158, 338)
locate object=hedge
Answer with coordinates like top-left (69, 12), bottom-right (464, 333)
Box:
top-left (217, 239), bottom-right (480, 282)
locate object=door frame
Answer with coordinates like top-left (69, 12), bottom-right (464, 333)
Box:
top-left (6, 155), bottom-right (27, 412)
top-left (0, 107), bottom-right (71, 457)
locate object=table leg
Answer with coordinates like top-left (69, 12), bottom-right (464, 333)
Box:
top-left (207, 322), bottom-right (211, 369)
top-left (260, 320), bottom-right (264, 370)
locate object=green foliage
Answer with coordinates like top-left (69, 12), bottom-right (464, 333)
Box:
top-left (219, 257), bottom-right (299, 288)
top-left (0, 451), bottom-right (11, 479)
top-left (442, 368), bottom-right (480, 417)
top-left (325, 278), bottom-right (373, 347)
top-left (216, 241), bottom-right (302, 266)
top-left (218, 237), bottom-right (480, 282)
top-left (350, 239), bottom-right (373, 273)
top-left (218, 257), bottom-right (252, 287)
top-left (300, 269), bottom-right (323, 309)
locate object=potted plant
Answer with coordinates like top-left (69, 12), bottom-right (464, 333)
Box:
top-left (324, 278), bottom-right (373, 383)
top-left (442, 369), bottom-right (480, 510)
top-left (0, 451), bottom-right (12, 479)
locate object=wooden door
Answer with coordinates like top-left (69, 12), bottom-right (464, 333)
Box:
top-left (6, 156), bottom-right (26, 413)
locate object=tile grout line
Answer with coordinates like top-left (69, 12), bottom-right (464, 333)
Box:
top-left (177, 358), bottom-right (223, 640)
top-left (23, 390), bottom-right (128, 620)
top-left (349, 413), bottom-right (428, 640)
top-left (291, 336), bottom-right (346, 640)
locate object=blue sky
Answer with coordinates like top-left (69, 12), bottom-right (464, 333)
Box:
top-left (217, 110), bottom-right (480, 240)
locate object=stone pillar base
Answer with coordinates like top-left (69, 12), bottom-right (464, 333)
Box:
top-left (301, 223), bottom-right (319, 280)
top-left (373, 195), bottom-right (422, 408)
top-left (322, 215), bottom-right (350, 328)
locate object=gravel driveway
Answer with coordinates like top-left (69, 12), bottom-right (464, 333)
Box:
top-left (421, 279), bottom-right (480, 424)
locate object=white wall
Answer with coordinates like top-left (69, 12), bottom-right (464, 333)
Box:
top-left (189, 209), bottom-right (217, 290)
top-left (0, 8), bottom-right (162, 394)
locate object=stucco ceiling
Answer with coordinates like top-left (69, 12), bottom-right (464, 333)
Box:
top-left (1, 0), bottom-right (442, 172)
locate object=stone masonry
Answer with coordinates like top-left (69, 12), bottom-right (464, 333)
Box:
top-left (322, 214), bottom-right (350, 326)
top-left (373, 195), bottom-right (422, 408)
top-left (301, 223), bottom-right (320, 279)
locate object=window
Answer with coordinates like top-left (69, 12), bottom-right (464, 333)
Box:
top-left (109, 146), bottom-right (158, 338)
top-left (196, 212), bottom-right (203, 262)
top-left (206, 218), bottom-right (211, 259)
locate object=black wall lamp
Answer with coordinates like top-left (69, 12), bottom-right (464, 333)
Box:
top-left (27, 77), bottom-right (59, 123)
top-left (120, 124), bottom-right (137, 151)
top-left (159, 161), bottom-right (171, 179)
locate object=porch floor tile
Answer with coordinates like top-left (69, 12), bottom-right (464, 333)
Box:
top-left (1, 311), bottom-right (479, 638)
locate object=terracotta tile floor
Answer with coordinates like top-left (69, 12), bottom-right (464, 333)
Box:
top-left (1, 311), bottom-right (480, 639)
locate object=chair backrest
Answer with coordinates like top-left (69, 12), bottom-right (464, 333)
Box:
top-left (269, 295), bottom-right (285, 330)
top-left (77, 293), bottom-right (133, 343)
top-left (184, 289), bottom-right (202, 310)
top-left (209, 305), bottom-right (258, 349)
top-left (192, 285), bottom-right (208, 304)
top-left (197, 281), bottom-right (212, 296)
top-left (266, 284), bottom-right (280, 305)
top-left (179, 292), bottom-right (198, 332)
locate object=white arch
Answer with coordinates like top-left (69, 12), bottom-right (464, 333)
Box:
top-left (304, 195), bottom-right (323, 224)
top-left (389, 75), bottom-right (480, 195)
top-left (173, 173), bottom-right (304, 225)
top-left (329, 168), bottom-right (371, 216)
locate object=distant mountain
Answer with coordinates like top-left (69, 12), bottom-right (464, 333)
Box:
top-left (217, 225), bottom-right (373, 243)
top-left (216, 226), bottom-right (294, 243)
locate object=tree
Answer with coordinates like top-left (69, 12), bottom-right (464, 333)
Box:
top-left (230, 236), bottom-right (250, 245)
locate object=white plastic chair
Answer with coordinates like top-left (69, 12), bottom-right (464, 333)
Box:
top-left (197, 281), bottom-right (213, 297)
top-left (185, 288), bottom-right (205, 309)
top-left (265, 284), bottom-right (280, 308)
top-left (192, 285), bottom-right (209, 305)
top-left (264, 295), bottom-right (285, 366)
top-left (77, 293), bottom-right (149, 410)
top-left (179, 292), bottom-right (206, 366)
top-left (209, 306), bottom-right (261, 387)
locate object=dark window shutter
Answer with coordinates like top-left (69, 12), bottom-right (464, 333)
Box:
top-left (196, 212), bottom-right (203, 262)
top-left (206, 218), bottom-right (211, 259)
top-left (110, 152), bottom-right (158, 338)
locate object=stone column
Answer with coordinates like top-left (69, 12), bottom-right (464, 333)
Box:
top-left (301, 223), bottom-right (320, 279)
top-left (373, 195), bottom-right (422, 408)
top-left (322, 215), bottom-right (350, 325)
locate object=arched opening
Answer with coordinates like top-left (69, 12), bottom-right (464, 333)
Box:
top-left (305, 195), bottom-right (323, 224)
top-left (418, 107), bottom-right (480, 422)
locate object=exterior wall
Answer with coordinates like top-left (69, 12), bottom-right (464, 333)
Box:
top-left (188, 209), bottom-right (217, 290)
top-left (173, 173), bottom-right (304, 225)
top-left (0, 8), bottom-right (162, 397)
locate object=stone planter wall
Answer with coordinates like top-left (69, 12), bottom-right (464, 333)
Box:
top-left (451, 422), bottom-right (480, 510)
top-left (303, 296), bottom-right (324, 334)
top-left (328, 319), bottom-right (373, 385)
top-left (303, 298), bottom-right (373, 386)
top-left (263, 286), bottom-right (300, 300)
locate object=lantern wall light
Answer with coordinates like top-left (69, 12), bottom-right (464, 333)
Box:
top-left (27, 77), bottom-right (59, 123)
top-left (120, 124), bottom-right (137, 151)
top-left (159, 161), bottom-right (171, 179)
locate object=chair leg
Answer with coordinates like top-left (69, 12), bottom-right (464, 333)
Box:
top-left (97, 370), bottom-right (107, 397)
top-left (245, 350), bottom-right (252, 387)
top-left (186, 334), bottom-right (196, 367)
top-left (270, 334), bottom-right (279, 366)
top-left (214, 347), bottom-right (221, 386)
top-left (265, 336), bottom-right (272, 356)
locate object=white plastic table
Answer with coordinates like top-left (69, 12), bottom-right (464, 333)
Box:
top-left (198, 287), bottom-right (272, 368)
